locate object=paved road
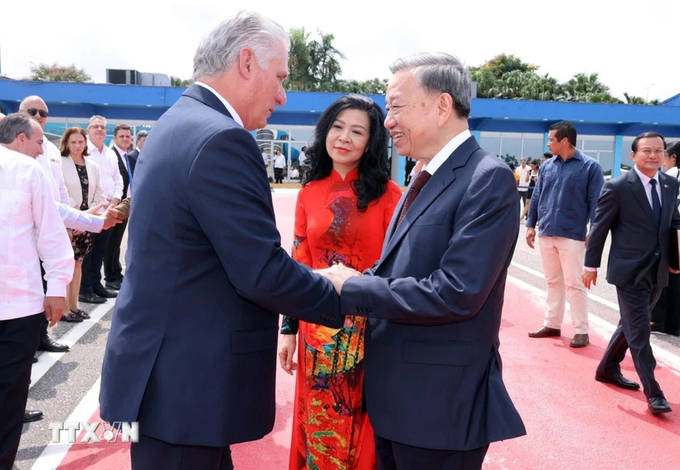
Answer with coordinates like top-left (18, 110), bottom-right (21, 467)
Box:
top-left (14, 188), bottom-right (680, 470)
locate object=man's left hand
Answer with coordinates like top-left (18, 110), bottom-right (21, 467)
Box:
top-left (670, 267), bottom-right (680, 275)
top-left (44, 296), bottom-right (67, 327)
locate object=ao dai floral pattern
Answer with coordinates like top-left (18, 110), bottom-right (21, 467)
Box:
top-left (288, 169), bottom-right (402, 470)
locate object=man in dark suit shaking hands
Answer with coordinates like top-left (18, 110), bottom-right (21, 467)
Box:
top-left (584, 132), bottom-right (680, 415)
top-left (100, 11), bottom-right (344, 469)
top-left (320, 53), bottom-right (526, 470)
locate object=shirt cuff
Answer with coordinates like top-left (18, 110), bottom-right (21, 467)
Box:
top-left (46, 281), bottom-right (68, 298)
top-left (92, 216), bottom-right (105, 233)
top-left (584, 267), bottom-right (597, 272)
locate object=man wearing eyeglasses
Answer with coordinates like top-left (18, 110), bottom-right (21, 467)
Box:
top-left (18, 97), bottom-right (85, 355)
top-left (583, 132), bottom-right (679, 415)
top-left (80, 116), bottom-right (124, 304)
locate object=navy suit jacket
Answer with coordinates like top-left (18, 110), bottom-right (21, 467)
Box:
top-left (111, 147), bottom-right (132, 199)
top-left (585, 169), bottom-right (680, 288)
top-left (126, 148), bottom-right (139, 176)
top-left (100, 84), bottom-right (343, 447)
top-left (340, 136), bottom-right (526, 450)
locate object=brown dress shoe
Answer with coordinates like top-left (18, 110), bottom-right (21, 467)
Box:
top-left (528, 326), bottom-right (561, 338)
top-left (570, 333), bottom-right (589, 348)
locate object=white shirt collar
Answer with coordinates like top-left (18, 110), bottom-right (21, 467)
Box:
top-left (195, 81), bottom-right (244, 128)
top-left (114, 145), bottom-right (127, 157)
top-left (422, 129), bottom-right (472, 175)
top-left (633, 165), bottom-right (659, 187)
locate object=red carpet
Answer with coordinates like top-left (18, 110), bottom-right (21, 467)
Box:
top-left (49, 197), bottom-right (679, 469)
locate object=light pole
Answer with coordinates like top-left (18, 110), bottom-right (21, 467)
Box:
top-left (644, 83), bottom-right (655, 103)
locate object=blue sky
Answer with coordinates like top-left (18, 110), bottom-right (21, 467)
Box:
top-left (1, 0), bottom-right (677, 101)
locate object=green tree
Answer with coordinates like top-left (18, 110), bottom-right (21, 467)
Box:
top-left (480, 54), bottom-right (537, 79)
top-left (170, 76), bottom-right (193, 87)
top-left (29, 63), bottom-right (91, 83)
top-left (562, 73), bottom-right (621, 103)
top-left (288, 27), bottom-right (314, 91)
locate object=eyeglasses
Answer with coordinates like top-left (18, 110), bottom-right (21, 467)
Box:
top-left (88, 124), bottom-right (106, 130)
top-left (24, 108), bottom-right (49, 118)
top-left (636, 149), bottom-right (666, 157)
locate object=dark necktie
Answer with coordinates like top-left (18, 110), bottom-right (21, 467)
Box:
top-left (650, 178), bottom-right (661, 225)
top-left (397, 170), bottom-right (432, 227)
top-left (123, 153), bottom-right (133, 190)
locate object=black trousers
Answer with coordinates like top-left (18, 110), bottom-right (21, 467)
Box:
top-left (81, 227), bottom-right (112, 291)
top-left (598, 273), bottom-right (663, 398)
top-left (375, 433), bottom-right (488, 470)
top-left (0, 313), bottom-right (42, 470)
top-left (274, 168), bottom-right (284, 184)
top-left (130, 434), bottom-right (233, 470)
top-left (651, 272), bottom-right (680, 334)
top-left (105, 218), bottom-right (128, 283)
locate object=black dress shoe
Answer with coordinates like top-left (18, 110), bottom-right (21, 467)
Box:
top-left (650, 322), bottom-right (666, 333)
top-left (528, 326), bottom-right (561, 338)
top-left (648, 396), bottom-right (672, 414)
top-left (24, 410), bottom-right (43, 423)
top-left (92, 284), bottom-right (117, 298)
top-left (79, 290), bottom-right (106, 304)
top-left (32, 356), bottom-right (38, 363)
top-left (105, 279), bottom-right (122, 290)
top-left (570, 333), bottom-right (589, 348)
top-left (37, 337), bottom-right (70, 353)
top-left (595, 372), bottom-right (640, 390)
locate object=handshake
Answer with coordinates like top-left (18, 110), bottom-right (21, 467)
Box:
top-left (316, 263), bottom-right (362, 294)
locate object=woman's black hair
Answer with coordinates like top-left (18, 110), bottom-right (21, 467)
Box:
top-left (666, 141), bottom-right (680, 168)
top-left (303, 94), bottom-right (390, 211)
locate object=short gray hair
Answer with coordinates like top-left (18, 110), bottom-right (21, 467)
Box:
top-left (192, 10), bottom-right (289, 81)
top-left (88, 115), bottom-right (107, 128)
top-left (136, 130), bottom-right (148, 142)
top-left (0, 113), bottom-right (34, 144)
top-left (390, 52), bottom-right (471, 118)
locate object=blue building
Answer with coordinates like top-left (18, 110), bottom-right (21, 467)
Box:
top-left (1, 79), bottom-right (679, 182)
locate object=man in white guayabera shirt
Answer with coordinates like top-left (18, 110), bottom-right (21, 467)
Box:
top-left (80, 115), bottom-right (124, 304)
top-left (0, 141), bottom-right (74, 469)
top-left (17, 98), bottom-right (121, 357)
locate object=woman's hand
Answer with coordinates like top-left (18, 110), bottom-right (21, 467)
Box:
top-left (278, 334), bottom-right (298, 375)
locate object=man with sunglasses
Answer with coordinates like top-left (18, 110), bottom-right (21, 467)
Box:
top-left (19, 96), bottom-right (108, 355)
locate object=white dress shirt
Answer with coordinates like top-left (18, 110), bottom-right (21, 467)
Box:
top-left (195, 81), bottom-right (244, 127)
top-left (423, 129), bottom-right (472, 176)
top-left (87, 140), bottom-right (124, 203)
top-left (35, 142), bottom-right (104, 233)
top-left (633, 165), bottom-right (662, 210)
top-left (114, 145), bottom-right (132, 198)
top-left (0, 146), bottom-right (74, 320)
top-left (273, 154), bottom-right (286, 169)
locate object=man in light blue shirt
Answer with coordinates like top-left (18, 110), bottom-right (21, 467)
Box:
top-left (526, 121), bottom-right (604, 348)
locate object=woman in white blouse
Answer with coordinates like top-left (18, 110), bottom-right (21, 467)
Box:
top-left (60, 127), bottom-right (103, 322)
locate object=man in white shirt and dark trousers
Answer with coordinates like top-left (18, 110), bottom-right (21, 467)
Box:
top-left (0, 144), bottom-right (74, 469)
top-left (273, 149), bottom-right (285, 184)
top-left (80, 115), bottom-right (123, 303)
top-left (107, 124), bottom-right (135, 290)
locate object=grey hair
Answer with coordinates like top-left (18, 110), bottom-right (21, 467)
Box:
top-left (192, 10), bottom-right (289, 81)
top-left (88, 115), bottom-right (107, 127)
top-left (390, 52), bottom-right (472, 118)
top-left (0, 113), bottom-right (34, 144)
top-left (136, 130), bottom-right (148, 142)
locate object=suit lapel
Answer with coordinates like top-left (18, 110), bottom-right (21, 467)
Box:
top-left (628, 169), bottom-right (658, 228)
top-left (379, 136), bottom-right (480, 264)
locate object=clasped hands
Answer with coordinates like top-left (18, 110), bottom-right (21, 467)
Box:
top-left (86, 201), bottom-right (125, 231)
top-left (316, 262), bottom-right (361, 294)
